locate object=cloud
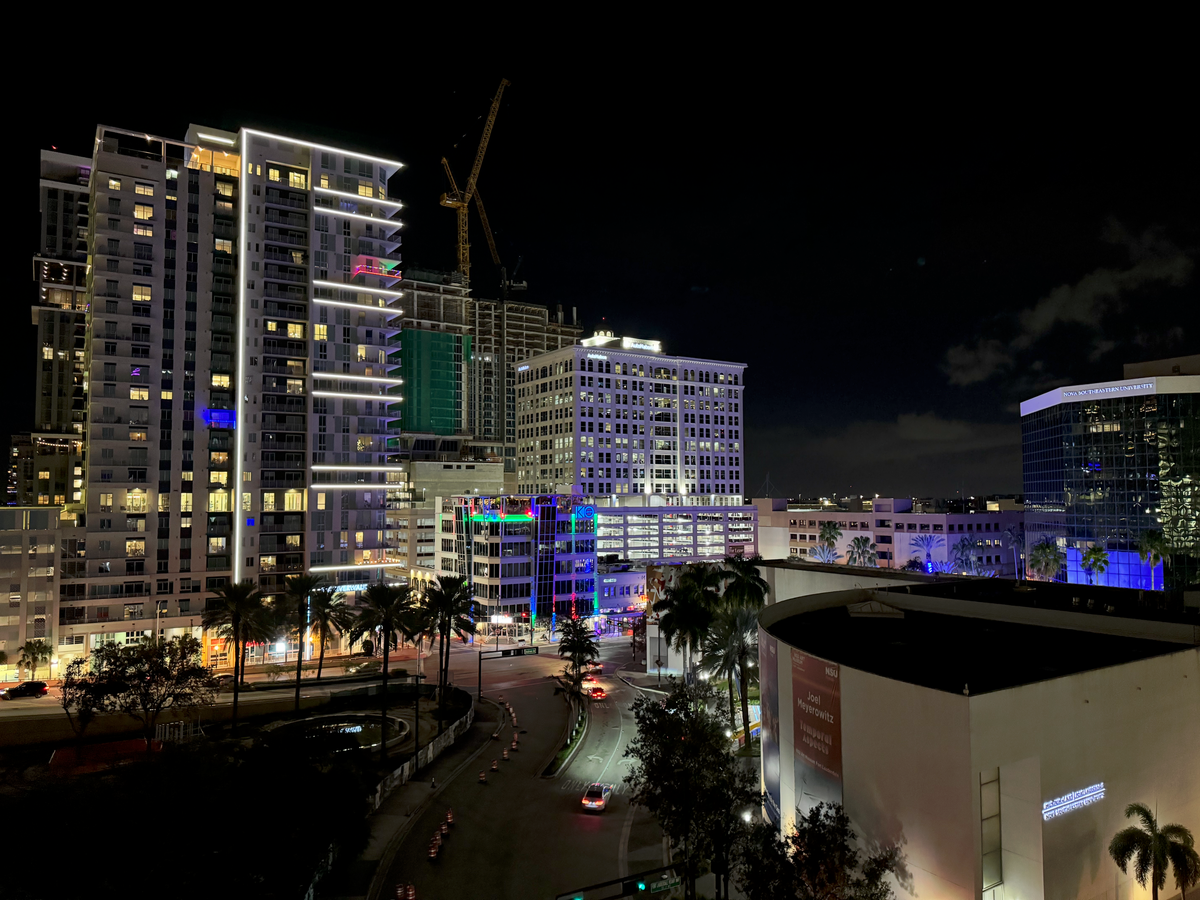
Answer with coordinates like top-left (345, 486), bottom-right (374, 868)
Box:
top-left (746, 413), bottom-right (1021, 499)
top-left (944, 339), bottom-right (1012, 386)
top-left (942, 223), bottom-right (1193, 385)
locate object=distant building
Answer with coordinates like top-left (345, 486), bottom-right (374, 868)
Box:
top-left (755, 497), bottom-right (1024, 575)
top-left (516, 331), bottom-right (747, 504)
top-left (1021, 358), bottom-right (1200, 590)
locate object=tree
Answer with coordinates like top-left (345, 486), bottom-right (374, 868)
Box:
top-left (91, 634), bottom-right (217, 752)
top-left (700, 606), bottom-right (759, 741)
top-left (284, 574), bottom-right (327, 711)
top-left (1081, 545), bottom-right (1110, 586)
top-left (1028, 539), bottom-right (1066, 582)
top-left (950, 535), bottom-right (978, 573)
top-left (808, 544), bottom-right (842, 564)
top-left (17, 639), bottom-right (52, 681)
top-left (1109, 803), bottom-right (1200, 900)
top-left (846, 536), bottom-right (878, 568)
top-left (818, 521), bottom-right (842, 549)
top-left (721, 553), bottom-right (770, 609)
top-left (59, 656), bottom-right (104, 749)
top-left (652, 564), bottom-right (720, 679)
top-left (306, 587), bottom-right (354, 682)
top-left (1138, 530), bottom-right (1171, 592)
top-left (350, 582), bottom-right (414, 758)
top-left (202, 579), bottom-right (265, 730)
top-left (423, 575), bottom-right (477, 730)
top-left (625, 680), bottom-right (757, 900)
top-left (1003, 527), bottom-right (1025, 583)
top-left (736, 802), bottom-right (901, 900)
top-left (908, 533), bottom-right (944, 570)
top-left (900, 558), bottom-right (925, 572)
top-left (557, 615), bottom-right (600, 691)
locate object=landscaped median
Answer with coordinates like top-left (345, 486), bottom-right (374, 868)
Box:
top-left (542, 678), bottom-right (589, 777)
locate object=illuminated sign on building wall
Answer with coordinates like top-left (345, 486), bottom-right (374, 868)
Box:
top-left (1042, 782), bottom-right (1105, 820)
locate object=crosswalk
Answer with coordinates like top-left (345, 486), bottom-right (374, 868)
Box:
top-left (556, 775), bottom-right (631, 795)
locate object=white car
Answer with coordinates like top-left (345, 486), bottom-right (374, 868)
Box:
top-left (581, 783), bottom-right (614, 812)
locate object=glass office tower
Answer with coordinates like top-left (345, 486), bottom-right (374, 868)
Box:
top-left (1021, 374), bottom-right (1199, 590)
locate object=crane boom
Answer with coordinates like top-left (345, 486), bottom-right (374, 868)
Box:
top-left (463, 78), bottom-right (510, 203)
top-left (473, 186), bottom-right (502, 267)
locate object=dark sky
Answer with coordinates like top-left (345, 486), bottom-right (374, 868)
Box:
top-left (11, 57), bottom-right (1197, 501)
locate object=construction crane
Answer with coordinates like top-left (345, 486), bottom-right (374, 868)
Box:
top-left (439, 78), bottom-right (510, 288)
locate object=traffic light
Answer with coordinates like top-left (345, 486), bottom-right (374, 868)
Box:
top-left (621, 879), bottom-right (648, 895)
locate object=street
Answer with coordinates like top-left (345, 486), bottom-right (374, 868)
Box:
top-left (377, 635), bottom-right (665, 900)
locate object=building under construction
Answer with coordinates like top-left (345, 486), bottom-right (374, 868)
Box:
top-left (395, 267), bottom-right (582, 492)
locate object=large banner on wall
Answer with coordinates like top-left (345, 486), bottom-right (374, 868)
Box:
top-left (792, 648), bottom-right (842, 813)
top-left (759, 626), bottom-right (781, 824)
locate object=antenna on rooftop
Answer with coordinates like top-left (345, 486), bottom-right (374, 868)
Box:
top-left (757, 472), bottom-right (779, 498)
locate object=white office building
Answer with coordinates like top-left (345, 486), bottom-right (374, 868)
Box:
top-left (515, 332), bottom-right (746, 504)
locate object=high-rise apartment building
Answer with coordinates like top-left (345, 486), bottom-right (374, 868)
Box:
top-left (51, 124), bottom-right (407, 662)
top-left (1021, 357), bottom-right (1200, 590)
top-left (397, 269), bottom-right (582, 490)
top-left (515, 332), bottom-right (747, 503)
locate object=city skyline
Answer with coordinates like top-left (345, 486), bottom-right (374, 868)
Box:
top-left (10, 65), bottom-right (1197, 500)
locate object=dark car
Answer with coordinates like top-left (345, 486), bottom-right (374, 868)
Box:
top-left (1, 681), bottom-right (49, 700)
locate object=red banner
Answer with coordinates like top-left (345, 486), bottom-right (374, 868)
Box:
top-left (792, 648), bottom-right (842, 811)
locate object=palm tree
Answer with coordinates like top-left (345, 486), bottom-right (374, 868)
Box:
top-left (1109, 803), bottom-right (1200, 900)
top-left (846, 535), bottom-right (878, 568)
top-left (818, 521), bottom-right (842, 548)
top-left (909, 533), bottom-right (945, 570)
top-left (306, 587), bottom-right (353, 683)
top-left (700, 606), bottom-right (758, 740)
top-left (1003, 527), bottom-right (1025, 583)
top-left (1081, 545), bottom-right (1110, 586)
top-left (202, 579), bottom-right (265, 730)
top-left (1138, 529), bottom-right (1171, 592)
top-left (398, 601), bottom-right (436, 684)
top-left (17, 640), bottom-right (52, 681)
top-left (557, 616), bottom-right (600, 691)
top-left (350, 582), bottom-right (414, 758)
top-left (808, 544), bottom-right (842, 564)
top-left (1028, 539), bottom-right (1066, 582)
top-left (720, 553), bottom-right (769, 610)
top-left (651, 564), bottom-right (720, 679)
top-left (423, 575), bottom-right (477, 731)
top-left (951, 535), bottom-right (978, 574)
top-left (283, 574), bottom-right (326, 711)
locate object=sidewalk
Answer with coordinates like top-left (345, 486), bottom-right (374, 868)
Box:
top-left (323, 698), bottom-right (502, 900)
top-left (616, 667), bottom-right (672, 693)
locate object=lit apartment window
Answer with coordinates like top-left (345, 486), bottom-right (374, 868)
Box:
top-left (285, 491), bottom-right (303, 511)
top-left (134, 204), bottom-right (153, 220)
top-left (135, 183), bottom-right (154, 196)
top-left (357, 183), bottom-right (373, 197)
top-left (262, 493), bottom-right (275, 511)
top-left (130, 387), bottom-right (149, 400)
top-left (126, 539), bottom-right (145, 557)
top-left (268, 167), bottom-right (281, 183)
top-left (286, 379), bottom-right (304, 395)
top-left (314, 324), bottom-right (328, 341)
top-left (287, 323), bottom-right (304, 339)
top-left (180, 493), bottom-right (192, 512)
top-left (109, 178), bottom-right (122, 190)
top-left (132, 284), bottom-right (152, 302)
top-left (266, 321), bottom-right (278, 332)
top-left (289, 171), bottom-right (306, 189)
top-left (215, 238), bottom-right (232, 254)
top-left (129, 431), bottom-right (147, 441)
top-left (212, 375), bottom-right (231, 389)
top-left (317, 492), bottom-right (326, 510)
top-left (37, 469), bottom-right (50, 480)
top-left (210, 472), bottom-right (228, 485)
top-left (99, 492), bottom-right (113, 512)
top-left (216, 182), bottom-right (233, 197)
top-left (320, 174), bottom-right (330, 189)
top-left (208, 537), bottom-right (227, 553)
top-left (133, 223), bottom-right (153, 236)
top-left (161, 390), bottom-right (173, 400)
top-left (42, 347), bottom-right (53, 360)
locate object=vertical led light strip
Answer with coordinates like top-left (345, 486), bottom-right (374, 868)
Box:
top-left (232, 130), bottom-right (249, 584)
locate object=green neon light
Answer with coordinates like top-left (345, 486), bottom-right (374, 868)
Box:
top-left (468, 513), bottom-right (533, 522)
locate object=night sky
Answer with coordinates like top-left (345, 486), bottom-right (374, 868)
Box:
top-left (11, 61), bottom-right (1197, 501)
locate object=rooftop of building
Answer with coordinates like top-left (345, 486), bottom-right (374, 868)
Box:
top-left (528, 334), bottom-right (746, 368)
top-left (761, 576), bottom-right (1198, 695)
top-left (1020, 358), bottom-right (1200, 416)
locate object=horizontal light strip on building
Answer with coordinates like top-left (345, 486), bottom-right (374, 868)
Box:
top-left (313, 373), bottom-right (402, 384)
top-left (241, 129), bottom-right (405, 170)
top-left (308, 563), bottom-right (397, 573)
top-left (317, 209), bottom-right (405, 229)
top-left (311, 390), bottom-right (398, 401)
top-left (313, 280), bottom-right (404, 298)
top-left (314, 186), bottom-right (403, 208)
top-left (196, 132), bottom-right (237, 145)
top-left (311, 296), bottom-right (403, 311)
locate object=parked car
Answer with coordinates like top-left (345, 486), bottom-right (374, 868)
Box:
top-left (1, 681), bottom-right (48, 700)
top-left (581, 783), bottom-right (613, 812)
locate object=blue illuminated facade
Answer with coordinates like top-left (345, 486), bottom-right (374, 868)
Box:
top-left (1021, 375), bottom-right (1200, 591)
